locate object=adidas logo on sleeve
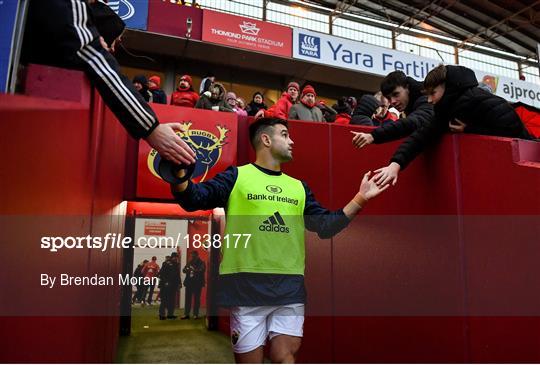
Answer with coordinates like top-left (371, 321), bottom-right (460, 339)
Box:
top-left (259, 211), bottom-right (290, 233)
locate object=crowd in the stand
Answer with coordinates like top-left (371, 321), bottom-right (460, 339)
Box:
top-left (130, 73), bottom-right (406, 126)
top-left (131, 67), bottom-right (539, 141)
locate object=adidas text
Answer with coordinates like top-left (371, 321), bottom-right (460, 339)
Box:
top-left (259, 224), bottom-right (290, 233)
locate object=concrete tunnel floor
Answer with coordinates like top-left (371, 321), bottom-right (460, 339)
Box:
top-left (117, 306), bottom-right (234, 363)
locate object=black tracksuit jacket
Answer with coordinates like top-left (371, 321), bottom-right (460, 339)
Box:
top-left (23, 0), bottom-right (159, 139)
top-left (391, 65), bottom-right (533, 169)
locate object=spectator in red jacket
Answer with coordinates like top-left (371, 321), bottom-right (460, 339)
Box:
top-left (171, 75), bottom-right (199, 108)
top-left (256, 81), bottom-right (299, 119)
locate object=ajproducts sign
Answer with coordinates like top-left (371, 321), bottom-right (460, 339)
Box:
top-left (202, 10), bottom-right (292, 57)
top-left (293, 28), bottom-right (438, 81)
top-left (107, 0), bottom-right (148, 30)
top-left (475, 70), bottom-right (540, 108)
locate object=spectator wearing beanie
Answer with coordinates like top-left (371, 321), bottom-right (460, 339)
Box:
top-left (288, 84), bottom-right (324, 122)
top-left (195, 82), bottom-right (234, 112)
top-left (148, 75), bottom-right (167, 104)
top-left (351, 94), bottom-right (378, 126)
top-left (333, 97), bottom-right (354, 125)
top-left (259, 81), bottom-right (300, 119)
top-left (171, 75), bottom-right (199, 108)
top-left (246, 92), bottom-right (268, 117)
top-left (133, 75), bottom-right (152, 102)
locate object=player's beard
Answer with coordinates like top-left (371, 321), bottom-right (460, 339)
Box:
top-left (278, 148), bottom-right (293, 162)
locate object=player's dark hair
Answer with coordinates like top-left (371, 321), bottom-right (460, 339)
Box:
top-left (249, 118), bottom-right (289, 148)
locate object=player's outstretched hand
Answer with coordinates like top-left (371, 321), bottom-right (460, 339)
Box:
top-left (146, 123), bottom-right (196, 165)
top-left (373, 162), bottom-right (400, 187)
top-left (359, 171), bottom-right (390, 201)
top-left (351, 131), bottom-right (374, 148)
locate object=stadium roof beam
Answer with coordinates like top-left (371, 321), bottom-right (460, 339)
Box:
top-left (306, 0), bottom-right (540, 59)
top-left (455, 0), bottom-right (540, 56)
top-left (357, 0), bottom-right (519, 54)
top-left (393, 0), bottom-right (458, 37)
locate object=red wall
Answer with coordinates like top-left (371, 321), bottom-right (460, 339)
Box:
top-left (282, 121), bottom-right (540, 363)
top-left (0, 75), bottom-right (128, 361)
top-left (147, 2), bottom-right (203, 40)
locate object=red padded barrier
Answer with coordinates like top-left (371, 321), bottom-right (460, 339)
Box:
top-left (283, 121), bottom-right (334, 363)
top-left (328, 124), bottom-right (461, 214)
top-left (280, 120), bottom-right (540, 363)
top-left (455, 135), bottom-right (540, 362)
top-left (0, 80), bottom-right (128, 361)
top-left (333, 317), bottom-right (468, 363)
top-left (330, 123), bottom-right (465, 362)
top-left (283, 121), bottom-right (332, 207)
top-left (236, 115), bottom-right (252, 166)
top-left (83, 95), bottom-right (128, 362)
top-left (467, 317), bottom-right (540, 362)
top-left (458, 135), bottom-right (540, 215)
top-left (24, 64), bottom-right (92, 106)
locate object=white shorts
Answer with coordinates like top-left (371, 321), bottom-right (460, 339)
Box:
top-left (229, 303), bottom-right (305, 353)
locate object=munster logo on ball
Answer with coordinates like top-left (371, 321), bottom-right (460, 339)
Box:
top-left (148, 122), bottom-right (229, 182)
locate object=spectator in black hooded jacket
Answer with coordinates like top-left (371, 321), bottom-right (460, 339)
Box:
top-left (133, 75), bottom-right (152, 102)
top-left (246, 92), bottom-right (268, 117)
top-left (352, 71), bottom-right (433, 148)
top-left (372, 65), bottom-right (534, 187)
